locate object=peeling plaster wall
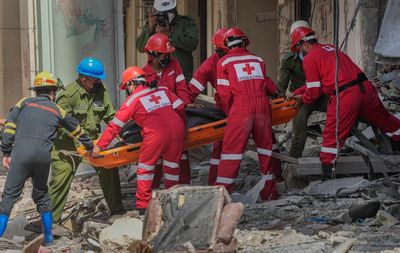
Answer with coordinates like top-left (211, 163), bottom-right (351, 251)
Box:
top-left (277, 0), bottom-right (382, 77)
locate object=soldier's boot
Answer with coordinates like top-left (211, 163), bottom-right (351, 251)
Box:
top-left (0, 214), bottom-right (9, 237)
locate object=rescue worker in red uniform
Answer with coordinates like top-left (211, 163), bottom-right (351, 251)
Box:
top-left (215, 28), bottom-right (279, 200)
top-left (290, 27), bottom-right (400, 178)
top-left (142, 33), bottom-right (192, 185)
top-left (92, 66), bottom-right (185, 211)
top-left (187, 28), bottom-right (228, 185)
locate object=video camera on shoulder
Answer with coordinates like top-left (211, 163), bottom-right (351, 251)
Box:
top-left (156, 12), bottom-right (169, 27)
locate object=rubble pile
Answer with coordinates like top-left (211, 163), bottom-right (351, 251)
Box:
top-left (234, 176), bottom-right (400, 252)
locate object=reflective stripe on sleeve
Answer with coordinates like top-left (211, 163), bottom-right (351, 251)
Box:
top-left (4, 129), bottom-right (15, 135)
top-left (189, 78), bottom-right (204, 92)
top-left (111, 117), bottom-right (124, 128)
top-left (172, 99), bottom-right (183, 109)
top-left (306, 81), bottom-right (321, 88)
top-left (5, 122), bottom-right (16, 129)
top-left (176, 74), bottom-right (185, 83)
top-left (217, 79), bottom-right (230, 86)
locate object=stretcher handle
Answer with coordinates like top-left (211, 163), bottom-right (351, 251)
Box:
top-left (77, 142), bottom-right (142, 158)
top-left (271, 98), bottom-right (297, 109)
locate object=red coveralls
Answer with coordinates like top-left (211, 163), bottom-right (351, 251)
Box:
top-left (97, 85), bottom-right (185, 209)
top-left (294, 43), bottom-right (400, 165)
top-left (188, 53), bottom-right (223, 185)
top-left (215, 47), bottom-right (278, 196)
top-left (189, 53), bottom-right (281, 188)
top-left (143, 57), bottom-right (191, 185)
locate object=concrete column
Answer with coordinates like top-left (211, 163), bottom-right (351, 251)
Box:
top-left (0, 0), bottom-right (36, 117)
top-left (0, 0), bottom-right (4, 116)
top-left (1, 0), bottom-right (23, 115)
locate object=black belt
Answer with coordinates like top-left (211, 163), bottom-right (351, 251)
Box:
top-left (333, 73), bottom-right (367, 95)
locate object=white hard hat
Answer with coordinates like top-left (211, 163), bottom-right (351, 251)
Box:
top-left (290, 20), bottom-right (311, 35)
top-left (154, 0), bottom-right (177, 12)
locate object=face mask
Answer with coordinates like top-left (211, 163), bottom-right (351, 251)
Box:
top-left (167, 12), bottom-right (176, 24)
top-left (158, 55), bottom-right (171, 68)
top-left (298, 51), bottom-right (304, 61)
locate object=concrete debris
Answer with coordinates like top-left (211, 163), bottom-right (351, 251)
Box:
top-left (331, 238), bottom-right (356, 253)
top-left (302, 177), bottom-right (371, 197)
top-left (81, 220), bottom-right (109, 249)
top-left (376, 210), bottom-right (399, 227)
top-left (99, 217), bottom-right (143, 253)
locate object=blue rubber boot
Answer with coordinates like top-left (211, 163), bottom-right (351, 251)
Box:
top-left (0, 214), bottom-right (9, 237)
top-left (40, 212), bottom-right (54, 245)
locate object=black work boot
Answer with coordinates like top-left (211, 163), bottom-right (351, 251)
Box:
top-left (321, 164), bottom-right (333, 180)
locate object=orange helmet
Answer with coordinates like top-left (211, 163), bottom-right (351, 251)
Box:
top-left (120, 66), bottom-right (146, 90)
top-left (290, 26), bottom-right (315, 51)
top-left (224, 27), bottom-right (250, 49)
top-left (144, 33), bottom-right (175, 54)
top-left (212, 28), bottom-right (229, 50)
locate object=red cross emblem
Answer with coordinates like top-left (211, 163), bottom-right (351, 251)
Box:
top-left (242, 63), bottom-right (255, 75)
top-left (149, 94), bottom-right (162, 104)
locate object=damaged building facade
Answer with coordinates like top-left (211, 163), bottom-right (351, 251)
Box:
top-left (0, 0), bottom-right (389, 116)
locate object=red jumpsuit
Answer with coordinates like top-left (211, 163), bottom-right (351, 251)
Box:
top-left (188, 53), bottom-right (223, 185)
top-left (143, 57), bottom-right (191, 185)
top-left (215, 47), bottom-right (277, 195)
top-left (97, 85), bottom-right (185, 209)
top-left (295, 43), bottom-right (400, 165)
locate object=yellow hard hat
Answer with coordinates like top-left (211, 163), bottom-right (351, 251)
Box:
top-left (30, 71), bottom-right (63, 90)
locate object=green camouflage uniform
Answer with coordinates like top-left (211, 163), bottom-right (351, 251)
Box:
top-left (278, 52), bottom-right (329, 158)
top-left (136, 15), bottom-right (199, 82)
top-left (48, 80), bottom-right (123, 222)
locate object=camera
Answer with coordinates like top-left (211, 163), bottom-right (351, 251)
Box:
top-left (156, 12), bottom-right (169, 27)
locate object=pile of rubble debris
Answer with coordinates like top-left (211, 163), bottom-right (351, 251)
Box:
top-left (1, 150), bottom-right (400, 252)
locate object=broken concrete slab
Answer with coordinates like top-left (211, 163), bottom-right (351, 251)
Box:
top-left (296, 156), bottom-right (395, 176)
top-left (99, 217), bottom-right (143, 253)
top-left (302, 177), bottom-right (370, 197)
top-left (376, 210), bottom-right (399, 227)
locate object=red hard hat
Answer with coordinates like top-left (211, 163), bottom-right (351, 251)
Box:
top-left (224, 27), bottom-right (250, 48)
top-left (144, 33), bottom-right (175, 54)
top-left (290, 26), bottom-right (315, 52)
top-left (212, 28), bottom-right (229, 51)
top-left (120, 66), bottom-right (146, 90)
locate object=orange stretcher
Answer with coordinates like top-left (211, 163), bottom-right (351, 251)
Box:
top-left (77, 98), bottom-right (298, 169)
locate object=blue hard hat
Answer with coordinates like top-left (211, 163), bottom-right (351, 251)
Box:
top-left (76, 57), bottom-right (106, 80)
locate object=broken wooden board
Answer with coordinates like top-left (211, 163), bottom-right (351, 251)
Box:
top-left (293, 156), bottom-right (397, 176)
top-left (22, 235), bottom-right (43, 253)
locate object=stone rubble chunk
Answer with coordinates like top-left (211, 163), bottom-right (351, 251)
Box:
top-left (376, 210), bottom-right (399, 227)
top-left (99, 217), bottom-right (143, 253)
